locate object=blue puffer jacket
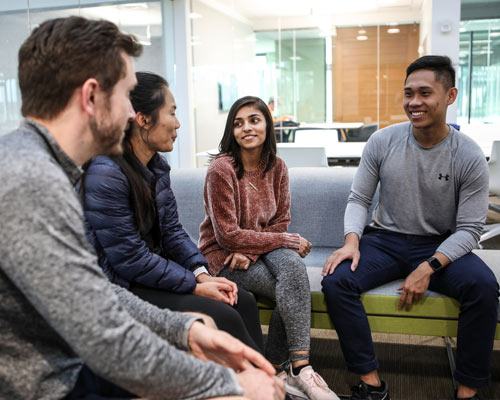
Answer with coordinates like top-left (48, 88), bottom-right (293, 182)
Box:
top-left (83, 154), bottom-right (207, 293)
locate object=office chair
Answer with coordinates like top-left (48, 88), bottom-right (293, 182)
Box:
top-left (346, 123), bottom-right (378, 142)
top-left (274, 121), bottom-right (299, 143)
top-left (479, 140), bottom-right (500, 245)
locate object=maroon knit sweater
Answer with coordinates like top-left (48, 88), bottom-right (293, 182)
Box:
top-left (199, 155), bottom-right (301, 276)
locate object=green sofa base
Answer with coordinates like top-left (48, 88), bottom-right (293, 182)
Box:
top-left (257, 292), bottom-right (500, 340)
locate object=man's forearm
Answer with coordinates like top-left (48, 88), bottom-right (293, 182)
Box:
top-left (344, 201), bottom-right (369, 239)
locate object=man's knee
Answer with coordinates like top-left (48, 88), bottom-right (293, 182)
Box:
top-left (471, 273), bottom-right (499, 305)
top-left (321, 262), bottom-right (358, 301)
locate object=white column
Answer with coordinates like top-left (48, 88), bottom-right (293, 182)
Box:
top-left (165, 0), bottom-right (195, 168)
top-left (419, 0), bottom-right (461, 124)
top-left (160, 0), bottom-right (178, 167)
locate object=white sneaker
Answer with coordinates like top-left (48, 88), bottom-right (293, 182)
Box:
top-left (276, 370), bottom-right (308, 399)
top-left (287, 366), bottom-right (340, 400)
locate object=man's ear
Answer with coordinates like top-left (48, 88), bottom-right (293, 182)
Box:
top-left (135, 112), bottom-right (150, 129)
top-left (81, 78), bottom-right (100, 117)
top-left (447, 87), bottom-right (458, 106)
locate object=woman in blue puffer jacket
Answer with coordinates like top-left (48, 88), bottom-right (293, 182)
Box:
top-left (82, 71), bottom-right (263, 352)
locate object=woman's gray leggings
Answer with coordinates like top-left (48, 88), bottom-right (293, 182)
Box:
top-left (220, 248), bottom-right (311, 365)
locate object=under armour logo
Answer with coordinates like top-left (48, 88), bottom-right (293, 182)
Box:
top-left (438, 173), bottom-right (450, 181)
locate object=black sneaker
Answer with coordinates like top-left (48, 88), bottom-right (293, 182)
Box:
top-left (350, 380), bottom-right (390, 400)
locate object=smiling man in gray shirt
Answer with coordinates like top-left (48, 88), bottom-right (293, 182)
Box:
top-left (321, 56), bottom-right (498, 400)
top-left (0, 16), bottom-right (283, 400)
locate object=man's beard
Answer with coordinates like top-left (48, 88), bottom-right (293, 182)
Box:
top-left (89, 114), bottom-right (124, 157)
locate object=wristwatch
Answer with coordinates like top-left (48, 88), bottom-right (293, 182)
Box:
top-left (426, 256), bottom-right (443, 273)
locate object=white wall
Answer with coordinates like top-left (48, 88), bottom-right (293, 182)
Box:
top-left (191, 0), bottom-right (256, 167)
top-left (419, 0), bottom-right (461, 123)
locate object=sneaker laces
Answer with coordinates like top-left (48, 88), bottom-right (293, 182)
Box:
top-left (350, 382), bottom-right (368, 400)
top-left (302, 369), bottom-right (329, 390)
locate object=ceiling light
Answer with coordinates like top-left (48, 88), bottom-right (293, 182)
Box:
top-left (357, 35), bottom-right (368, 41)
top-left (387, 28), bottom-right (400, 34)
top-left (491, 32), bottom-right (500, 37)
top-left (190, 12), bottom-right (202, 19)
top-left (358, 29), bottom-right (366, 34)
top-left (122, 3), bottom-right (148, 8)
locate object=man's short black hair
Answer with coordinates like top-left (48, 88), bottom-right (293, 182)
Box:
top-left (405, 55), bottom-right (455, 90)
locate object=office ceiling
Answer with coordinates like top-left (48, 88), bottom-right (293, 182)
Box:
top-left (215, 0), bottom-right (424, 19)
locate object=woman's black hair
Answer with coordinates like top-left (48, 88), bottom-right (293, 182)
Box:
top-left (82, 71), bottom-right (168, 234)
top-left (213, 96), bottom-right (276, 179)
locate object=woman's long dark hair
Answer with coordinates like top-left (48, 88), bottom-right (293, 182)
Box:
top-left (214, 96), bottom-right (276, 179)
top-left (82, 71), bottom-right (169, 234)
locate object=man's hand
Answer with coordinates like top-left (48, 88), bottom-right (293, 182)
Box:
top-left (398, 262), bottom-right (433, 311)
top-left (225, 253), bottom-right (251, 272)
top-left (322, 233), bottom-right (360, 276)
top-left (237, 370), bottom-right (285, 400)
top-left (188, 322), bottom-right (275, 376)
top-left (295, 235), bottom-right (312, 258)
top-left (193, 281), bottom-right (236, 306)
top-left (197, 273), bottom-right (238, 305)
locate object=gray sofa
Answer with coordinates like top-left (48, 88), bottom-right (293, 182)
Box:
top-left (171, 167), bottom-right (500, 337)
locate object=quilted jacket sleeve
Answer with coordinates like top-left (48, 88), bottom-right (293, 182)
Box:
top-left (83, 157), bottom-right (196, 293)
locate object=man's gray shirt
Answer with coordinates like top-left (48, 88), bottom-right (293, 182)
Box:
top-left (0, 120), bottom-right (242, 399)
top-left (345, 122), bottom-right (489, 261)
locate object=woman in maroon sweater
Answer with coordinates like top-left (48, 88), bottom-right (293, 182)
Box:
top-left (199, 96), bottom-right (339, 400)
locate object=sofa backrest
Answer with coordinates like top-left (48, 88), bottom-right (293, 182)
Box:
top-left (288, 167), bottom-right (356, 247)
top-left (170, 167), bottom-right (207, 243)
top-left (170, 166), bottom-right (373, 248)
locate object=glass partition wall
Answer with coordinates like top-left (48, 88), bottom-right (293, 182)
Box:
top-left (189, 0), bottom-right (422, 166)
top-left (255, 30), bottom-right (326, 124)
top-left (0, 1), bottom-right (165, 137)
top-left (458, 18), bottom-right (500, 125)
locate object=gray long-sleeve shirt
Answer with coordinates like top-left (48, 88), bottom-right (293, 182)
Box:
top-left (0, 119), bottom-right (243, 399)
top-left (345, 122), bottom-right (489, 261)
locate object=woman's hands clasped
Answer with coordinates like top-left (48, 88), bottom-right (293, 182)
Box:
top-left (194, 274), bottom-right (239, 305)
